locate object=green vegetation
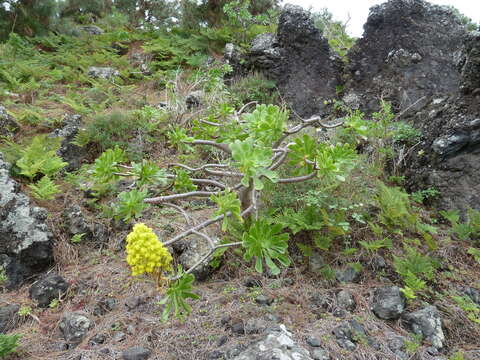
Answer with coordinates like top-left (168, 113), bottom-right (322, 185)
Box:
top-left (0, 2), bottom-right (478, 344)
top-left (0, 333), bottom-right (21, 358)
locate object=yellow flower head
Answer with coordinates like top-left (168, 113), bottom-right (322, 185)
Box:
top-left (126, 223), bottom-right (173, 276)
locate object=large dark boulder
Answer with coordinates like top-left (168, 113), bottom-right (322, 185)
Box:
top-left (249, 5), bottom-right (342, 118)
top-left (345, 0), bottom-right (467, 114)
top-left (0, 154), bottom-right (54, 288)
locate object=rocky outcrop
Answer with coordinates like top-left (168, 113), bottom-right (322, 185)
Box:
top-left (345, 0), bottom-right (467, 114)
top-left (0, 105), bottom-right (19, 137)
top-left (248, 5), bottom-right (342, 118)
top-left (49, 114), bottom-right (87, 171)
top-left (80, 25), bottom-right (104, 35)
top-left (87, 66), bottom-right (120, 79)
top-left (340, 0), bottom-right (480, 213)
top-left (0, 154), bottom-right (54, 288)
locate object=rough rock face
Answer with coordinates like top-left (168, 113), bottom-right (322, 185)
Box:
top-left (403, 305), bottom-right (445, 350)
top-left (345, 0), bottom-right (467, 114)
top-left (87, 66), bottom-right (120, 79)
top-left (63, 205), bottom-right (109, 245)
top-left (0, 105), bottom-right (19, 137)
top-left (371, 286), bottom-right (406, 320)
top-left (404, 94), bottom-right (480, 213)
top-left (249, 5), bottom-right (342, 118)
top-left (59, 312), bottom-right (92, 345)
top-left (0, 154), bottom-right (54, 288)
top-left (80, 25), bottom-right (104, 35)
top-left (0, 304), bottom-right (20, 333)
top-left (29, 273), bottom-right (69, 308)
top-left (49, 114), bottom-right (87, 171)
top-left (231, 324), bottom-right (313, 360)
top-left (339, 0), bottom-right (480, 213)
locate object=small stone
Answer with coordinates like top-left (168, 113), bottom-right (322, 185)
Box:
top-left (255, 295), bottom-right (273, 306)
top-left (403, 305), bottom-right (445, 350)
top-left (89, 333), bottom-right (106, 346)
top-left (80, 25), bottom-right (104, 35)
top-left (231, 321), bottom-right (245, 335)
top-left (308, 252), bottom-right (325, 273)
top-left (93, 298), bottom-right (116, 316)
top-left (0, 304), bottom-right (20, 333)
top-left (125, 296), bottom-right (142, 311)
top-left (0, 105), bottom-right (19, 137)
top-left (244, 278), bottom-right (262, 288)
top-left (336, 266), bottom-right (361, 283)
top-left (312, 348), bottom-right (330, 360)
top-left (87, 67), bottom-right (119, 80)
top-left (336, 290), bottom-right (356, 312)
top-left (306, 335), bottom-right (321, 347)
top-left (122, 346), bottom-right (152, 360)
top-left (59, 312), bottom-right (92, 345)
top-left (113, 332), bottom-right (127, 342)
top-left (217, 335), bottom-right (228, 346)
top-left (208, 350), bottom-right (225, 359)
top-left (283, 278), bottom-right (294, 286)
top-left (371, 286), bottom-right (406, 320)
top-left (244, 318), bottom-right (267, 334)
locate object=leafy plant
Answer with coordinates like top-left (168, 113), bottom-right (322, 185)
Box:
top-left (158, 267), bottom-right (199, 322)
top-left (173, 169), bottom-right (197, 192)
top-left (452, 295), bottom-right (480, 325)
top-left (411, 188), bottom-right (440, 204)
top-left (211, 190), bottom-right (243, 231)
top-left (28, 176), bottom-right (60, 200)
top-left (91, 146), bottom-right (127, 184)
top-left (0, 333), bottom-right (21, 358)
top-left (242, 219), bottom-right (290, 275)
top-left (114, 189), bottom-right (150, 222)
top-left (359, 237), bottom-right (392, 254)
top-left (467, 247), bottom-right (480, 264)
top-left (70, 233), bottom-right (86, 244)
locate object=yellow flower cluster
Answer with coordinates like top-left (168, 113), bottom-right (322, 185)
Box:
top-left (126, 223), bottom-right (173, 276)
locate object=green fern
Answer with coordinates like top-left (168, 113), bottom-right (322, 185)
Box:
top-left (28, 176), bottom-right (60, 200)
top-left (16, 135), bottom-right (67, 180)
top-left (376, 183), bottom-right (417, 231)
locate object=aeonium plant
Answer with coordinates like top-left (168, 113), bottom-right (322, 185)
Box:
top-left (89, 103), bottom-right (357, 320)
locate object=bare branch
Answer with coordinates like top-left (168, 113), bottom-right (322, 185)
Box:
top-left (168, 241), bottom-right (243, 281)
top-left (204, 168), bottom-right (244, 178)
top-left (269, 151), bottom-right (289, 171)
top-left (191, 140), bottom-right (231, 154)
top-left (198, 119), bottom-right (222, 127)
top-left (191, 178), bottom-right (226, 190)
top-left (168, 163), bottom-right (229, 172)
top-left (277, 172), bottom-right (317, 183)
top-left (164, 204), bottom-right (253, 247)
top-left (144, 191), bottom-right (218, 204)
top-left (163, 203), bottom-right (192, 226)
top-left (238, 101), bottom-right (258, 115)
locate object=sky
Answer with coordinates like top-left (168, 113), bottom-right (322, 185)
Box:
top-left (284, 0), bottom-right (480, 37)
